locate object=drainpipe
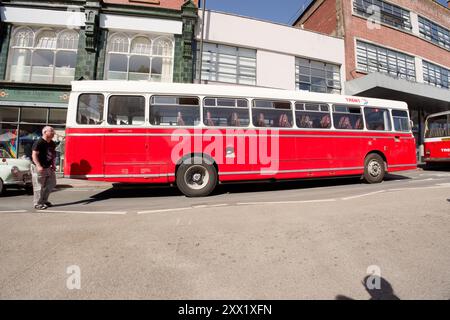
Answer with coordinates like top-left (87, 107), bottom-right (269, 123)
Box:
top-left (198, 0), bottom-right (207, 84)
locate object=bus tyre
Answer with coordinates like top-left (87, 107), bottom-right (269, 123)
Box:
top-left (176, 158), bottom-right (217, 197)
top-left (363, 154), bottom-right (385, 184)
top-left (0, 179), bottom-right (4, 196)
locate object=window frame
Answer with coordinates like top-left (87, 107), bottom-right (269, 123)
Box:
top-left (252, 99), bottom-right (294, 129)
top-left (294, 101), bottom-right (333, 130)
top-left (149, 95), bottom-right (201, 127)
top-left (76, 93), bottom-right (106, 126)
top-left (202, 97), bottom-right (251, 128)
top-left (363, 106), bottom-right (393, 132)
top-left (332, 104), bottom-right (365, 131)
top-left (7, 26), bottom-right (79, 84)
top-left (106, 94), bottom-right (147, 127)
top-left (295, 57), bottom-right (341, 94)
top-left (105, 33), bottom-right (175, 82)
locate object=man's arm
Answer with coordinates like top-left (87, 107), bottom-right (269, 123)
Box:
top-left (32, 150), bottom-right (44, 173)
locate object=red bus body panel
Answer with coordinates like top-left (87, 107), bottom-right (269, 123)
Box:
top-left (64, 127), bottom-right (417, 183)
top-left (424, 139), bottom-right (450, 163)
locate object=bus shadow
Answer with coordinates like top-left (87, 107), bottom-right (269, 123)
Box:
top-left (212, 173), bottom-right (411, 196)
top-left (50, 173), bottom-right (413, 206)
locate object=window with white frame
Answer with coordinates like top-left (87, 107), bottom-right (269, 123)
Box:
top-left (418, 16), bottom-right (450, 51)
top-left (295, 58), bottom-right (341, 94)
top-left (8, 26), bottom-right (79, 84)
top-left (197, 42), bottom-right (257, 85)
top-left (353, 0), bottom-right (412, 31)
top-left (105, 33), bottom-right (174, 82)
top-left (356, 40), bottom-right (416, 81)
top-left (423, 60), bottom-right (450, 89)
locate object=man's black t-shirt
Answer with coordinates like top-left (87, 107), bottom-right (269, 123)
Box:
top-left (32, 138), bottom-right (56, 168)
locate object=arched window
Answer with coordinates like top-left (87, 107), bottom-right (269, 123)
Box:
top-left (106, 33), bottom-right (174, 82)
top-left (9, 27), bottom-right (34, 82)
top-left (8, 26), bottom-right (79, 84)
top-left (55, 30), bottom-right (79, 83)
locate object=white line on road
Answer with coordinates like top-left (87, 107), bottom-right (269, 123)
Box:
top-left (236, 199), bottom-right (337, 206)
top-left (43, 210), bottom-right (127, 215)
top-left (342, 190), bottom-right (385, 200)
top-left (138, 207), bottom-right (193, 215)
top-left (209, 204), bottom-right (229, 207)
top-left (0, 210), bottom-right (28, 213)
top-left (387, 185), bottom-right (450, 192)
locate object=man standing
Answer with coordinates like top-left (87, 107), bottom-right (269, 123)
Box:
top-left (31, 126), bottom-right (57, 210)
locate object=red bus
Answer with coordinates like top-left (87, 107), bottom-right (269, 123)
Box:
top-left (424, 111), bottom-right (450, 165)
top-left (64, 81), bottom-right (417, 197)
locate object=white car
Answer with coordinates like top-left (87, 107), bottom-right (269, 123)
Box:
top-left (0, 148), bottom-right (32, 195)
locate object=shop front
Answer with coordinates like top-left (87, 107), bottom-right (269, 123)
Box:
top-left (0, 84), bottom-right (70, 172)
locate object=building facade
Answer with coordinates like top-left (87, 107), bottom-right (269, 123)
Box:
top-left (293, 0), bottom-right (450, 153)
top-left (195, 10), bottom-right (345, 94)
top-left (0, 0), bottom-right (198, 170)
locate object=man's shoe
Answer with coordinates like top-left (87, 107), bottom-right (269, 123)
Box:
top-left (44, 202), bottom-right (53, 207)
top-left (34, 204), bottom-right (48, 210)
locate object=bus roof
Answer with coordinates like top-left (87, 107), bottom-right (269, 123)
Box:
top-left (71, 81), bottom-right (409, 110)
top-left (425, 111), bottom-right (450, 120)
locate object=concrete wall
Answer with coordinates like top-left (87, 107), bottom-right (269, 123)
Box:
top-left (196, 10), bottom-right (346, 91)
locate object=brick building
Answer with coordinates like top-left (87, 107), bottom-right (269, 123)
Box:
top-left (0, 0), bottom-right (198, 170)
top-left (293, 0), bottom-right (450, 152)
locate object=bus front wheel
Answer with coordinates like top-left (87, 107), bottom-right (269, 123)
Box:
top-left (363, 154), bottom-right (385, 184)
top-left (176, 158), bottom-right (217, 197)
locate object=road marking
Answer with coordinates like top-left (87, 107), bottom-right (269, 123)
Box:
top-left (236, 199), bottom-right (337, 206)
top-left (342, 190), bottom-right (385, 200)
top-left (43, 210), bottom-right (127, 215)
top-left (209, 203), bottom-right (228, 207)
top-left (0, 210), bottom-right (28, 213)
top-left (388, 185), bottom-right (450, 192)
top-left (138, 207), bottom-right (193, 215)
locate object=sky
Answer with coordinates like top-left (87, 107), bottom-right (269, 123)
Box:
top-left (203, 0), bottom-right (449, 25)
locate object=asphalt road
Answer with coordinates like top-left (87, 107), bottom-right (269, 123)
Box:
top-left (0, 168), bottom-right (449, 299)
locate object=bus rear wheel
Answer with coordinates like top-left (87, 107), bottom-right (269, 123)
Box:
top-left (363, 154), bottom-right (385, 184)
top-left (176, 158), bottom-right (217, 197)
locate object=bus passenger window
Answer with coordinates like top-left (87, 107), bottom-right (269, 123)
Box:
top-left (77, 94), bottom-right (104, 125)
top-left (107, 95), bottom-right (145, 125)
top-left (364, 107), bottom-right (391, 131)
top-left (253, 100), bottom-right (293, 128)
top-left (150, 96), bottom-right (200, 126)
top-left (392, 110), bottom-right (411, 132)
top-left (295, 102), bottom-right (331, 129)
top-left (333, 105), bottom-right (363, 130)
top-left (203, 98), bottom-right (249, 127)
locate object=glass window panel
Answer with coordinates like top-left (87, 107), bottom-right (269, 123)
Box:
top-left (108, 95), bottom-right (145, 125)
top-left (48, 108), bottom-right (67, 125)
top-left (0, 107), bottom-right (20, 123)
top-left (0, 123), bottom-right (18, 158)
top-left (20, 107), bottom-right (47, 123)
top-left (77, 94), bottom-right (104, 125)
top-left (18, 124), bottom-right (42, 159)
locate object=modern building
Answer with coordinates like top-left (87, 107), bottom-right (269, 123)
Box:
top-left (293, 0), bottom-right (450, 153)
top-left (195, 10), bottom-right (345, 94)
top-left (0, 0), bottom-right (198, 170)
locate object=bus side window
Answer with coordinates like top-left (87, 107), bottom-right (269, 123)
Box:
top-left (150, 96), bottom-right (200, 126)
top-left (108, 95), bottom-right (145, 126)
top-left (252, 100), bottom-right (293, 128)
top-left (203, 98), bottom-right (249, 127)
top-left (392, 110), bottom-right (411, 132)
top-left (364, 107), bottom-right (391, 131)
top-left (77, 94), bottom-right (104, 125)
top-left (295, 102), bottom-right (331, 129)
top-left (333, 105), bottom-right (363, 130)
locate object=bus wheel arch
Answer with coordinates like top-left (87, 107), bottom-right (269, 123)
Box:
top-left (175, 153), bottom-right (218, 197)
top-left (363, 151), bottom-right (387, 184)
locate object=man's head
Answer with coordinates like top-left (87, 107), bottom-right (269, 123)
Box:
top-left (42, 126), bottom-right (55, 141)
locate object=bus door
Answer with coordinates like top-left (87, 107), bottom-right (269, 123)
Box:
top-left (103, 95), bottom-right (153, 176)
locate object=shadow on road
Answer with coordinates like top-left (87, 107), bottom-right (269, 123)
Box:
top-left (336, 276), bottom-right (400, 300)
top-left (48, 173), bottom-right (414, 208)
